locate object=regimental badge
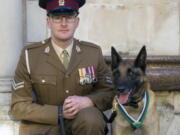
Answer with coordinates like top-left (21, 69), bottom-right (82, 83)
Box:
top-left (78, 66), bottom-right (97, 85)
top-left (59, 0), bottom-right (65, 6)
top-left (76, 45), bottom-right (81, 53)
top-left (44, 46), bottom-right (50, 53)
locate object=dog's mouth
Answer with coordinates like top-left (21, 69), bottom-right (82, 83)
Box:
top-left (118, 92), bottom-right (130, 104)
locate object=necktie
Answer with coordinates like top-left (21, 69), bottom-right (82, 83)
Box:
top-left (61, 50), bottom-right (69, 69)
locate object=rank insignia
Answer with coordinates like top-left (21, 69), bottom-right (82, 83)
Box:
top-left (59, 0), bottom-right (65, 6)
top-left (12, 79), bottom-right (25, 91)
top-left (78, 66), bottom-right (97, 85)
top-left (105, 76), bottom-right (112, 84)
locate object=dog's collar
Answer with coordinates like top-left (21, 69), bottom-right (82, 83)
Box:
top-left (117, 91), bottom-right (150, 129)
top-left (126, 91), bottom-right (145, 108)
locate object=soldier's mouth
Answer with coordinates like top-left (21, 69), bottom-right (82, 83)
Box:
top-left (60, 30), bottom-right (69, 32)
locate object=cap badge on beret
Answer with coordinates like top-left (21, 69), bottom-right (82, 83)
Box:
top-left (59, 0), bottom-right (65, 6)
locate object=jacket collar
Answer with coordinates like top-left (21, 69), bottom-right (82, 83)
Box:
top-left (44, 38), bottom-right (83, 74)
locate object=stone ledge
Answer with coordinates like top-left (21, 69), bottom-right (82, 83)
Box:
top-left (0, 78), bottom-right (12, 93)
top-left (0, 93), bottom-right (11, 106)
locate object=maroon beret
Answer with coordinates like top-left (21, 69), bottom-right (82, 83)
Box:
top-left (39, 0), bottom-right (85, 12)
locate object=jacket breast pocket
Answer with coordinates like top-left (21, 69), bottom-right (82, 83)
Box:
top-left (31, 75), bottom-right (57, 104)
top-left (76, 76), bottom-right (94, 95)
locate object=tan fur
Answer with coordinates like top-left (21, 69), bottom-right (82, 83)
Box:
top-left (112, 83), bottom-right (160, 135)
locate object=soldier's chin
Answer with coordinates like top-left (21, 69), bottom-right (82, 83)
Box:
top-left (56, 36), bottom-right (73, 42)
top-left (59, 36), bottom-right (71, 42)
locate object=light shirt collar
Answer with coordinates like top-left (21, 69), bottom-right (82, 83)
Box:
top-left (51, 39), bottom-right (73, 58)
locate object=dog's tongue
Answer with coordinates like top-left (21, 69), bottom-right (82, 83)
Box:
top-left (118, 94), bottom-right (129, 104)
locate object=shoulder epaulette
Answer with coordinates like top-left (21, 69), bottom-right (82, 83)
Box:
top-left (23, 39), bottom-right (50, 75)
top-left (78, 40), bottom-right (100, 50)
top-left (25, 39), bottom-right (50, 50)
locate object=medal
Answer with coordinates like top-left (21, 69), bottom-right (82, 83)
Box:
top-left (79, 68), bottom-right (85, 85)
top-left (78, 66), bottom-right (97, 85)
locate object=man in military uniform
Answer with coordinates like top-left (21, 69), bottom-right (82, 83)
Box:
top-left (11, 0), bottom-right (114, 135)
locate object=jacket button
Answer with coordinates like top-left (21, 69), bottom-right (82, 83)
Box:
top-left (42, 79), bottom-right (46, 83)
top-left (65, 90), bottom-right (69, 94)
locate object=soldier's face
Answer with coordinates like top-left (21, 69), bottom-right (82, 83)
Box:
top-left (47, 14), bottom-right (79, 41)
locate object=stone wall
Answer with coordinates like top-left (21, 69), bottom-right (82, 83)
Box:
top-left (77, 0), bottom-right (180, 55)
top-left (0, 0), bottom-right (180, 135)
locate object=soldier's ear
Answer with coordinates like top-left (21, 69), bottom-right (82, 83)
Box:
top-left (134, 45), bottom-right (147, 73)
top-left (111, 47), bottom-right (122, 71)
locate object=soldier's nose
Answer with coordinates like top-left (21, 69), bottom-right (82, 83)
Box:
top-left (61, 17), bottom-right (68, 26)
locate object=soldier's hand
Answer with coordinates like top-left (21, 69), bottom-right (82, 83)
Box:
top-left (63, 98), bottom-right (79, 119)
top-left (63, 96), bottom-right (94, 119)
top-left (62, 107), bottom-right (77, 119)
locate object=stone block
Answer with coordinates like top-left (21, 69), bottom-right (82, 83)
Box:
top-left (155, 91), bottom-right (175, 135)
top-left (166, 115), bottom-right (180, 135)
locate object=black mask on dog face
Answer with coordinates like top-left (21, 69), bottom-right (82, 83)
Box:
top-left (111, 46), bottom-right (147, 105)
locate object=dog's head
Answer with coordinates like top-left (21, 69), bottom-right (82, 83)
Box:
top-left (111, 46), bottom-right (147, 106)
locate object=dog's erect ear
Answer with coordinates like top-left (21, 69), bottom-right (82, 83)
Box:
top-left (134, 46), bottom-right (147, 73)
top-left (111, 47), bottom-right (122, 70)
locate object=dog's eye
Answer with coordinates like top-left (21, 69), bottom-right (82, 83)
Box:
top-left (127, 69), bottom-right (134, 76)
top-left (113, 70), bottom-right (120, 78)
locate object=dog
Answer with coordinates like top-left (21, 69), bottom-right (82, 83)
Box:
top-left (109, 46), bottom-right (160, 135)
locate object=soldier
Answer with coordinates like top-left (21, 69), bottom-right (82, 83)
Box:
top-left (11, 0), bottom-right (114, 135)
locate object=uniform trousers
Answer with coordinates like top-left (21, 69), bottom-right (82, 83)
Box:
top-left (19, 107), bottom-right (106, 135)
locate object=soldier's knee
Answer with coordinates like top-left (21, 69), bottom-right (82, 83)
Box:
top-left (74, 107), bottom-right (106, 128)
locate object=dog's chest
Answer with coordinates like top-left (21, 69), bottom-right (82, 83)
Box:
top-left (112, 100), bottom-right (145, 130)
top-left (115, 105), bottom-right (143, 121)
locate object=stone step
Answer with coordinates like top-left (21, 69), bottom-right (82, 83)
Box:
top-left (0, 78), bottom-right (12, 92)
top-left (0, 93), bottom-right (11, 106)
top-left (0, 106), bottom-right (12, 121)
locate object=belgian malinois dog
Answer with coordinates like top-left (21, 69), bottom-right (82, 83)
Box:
top-left (110, 46), bottom-right (160, 135)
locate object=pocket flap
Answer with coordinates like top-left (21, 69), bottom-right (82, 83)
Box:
top-left (31, 75), bottom-right (56, 85)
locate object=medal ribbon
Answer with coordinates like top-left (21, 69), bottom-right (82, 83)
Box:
top-left (117, 91), bottom-right (150, 129)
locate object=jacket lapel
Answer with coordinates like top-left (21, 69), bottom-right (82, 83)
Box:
top-left (45, 39), bottom-right (66, 73)
top-left (67, 39), bottom-right (83, 74)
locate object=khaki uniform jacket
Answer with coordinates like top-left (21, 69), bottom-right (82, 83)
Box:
top-left (11, 38), bottom-right (114, 126)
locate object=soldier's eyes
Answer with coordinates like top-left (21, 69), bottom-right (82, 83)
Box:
top-left (52, 16), bottom-right (61, 20)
